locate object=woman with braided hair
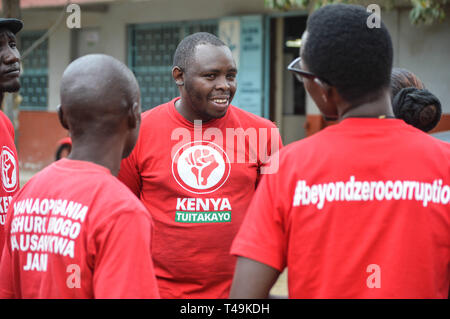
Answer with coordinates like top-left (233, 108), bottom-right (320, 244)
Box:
top-left (391, 68), bottom-right (442, 132)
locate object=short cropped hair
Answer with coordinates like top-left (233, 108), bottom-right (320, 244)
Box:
top-left (303, 4), bottom-right (393, 104)
top-left (172, 32), bottom-right (226, 71)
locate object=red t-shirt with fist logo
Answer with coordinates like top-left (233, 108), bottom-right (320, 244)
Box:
top-left (118, 97), bottom-right (282, 298)
top-left (0, 111), bottom-right (20, 262)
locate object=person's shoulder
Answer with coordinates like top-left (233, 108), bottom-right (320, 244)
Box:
top-left (417, 130), bottom-right (450, 153)
top-left (0, 110), bottom-right (9, 121)
top-left (99, 174), bottom-right (147, 208)
top-left (228, 105), bottom-right (277, 129)
top-left (24, 161), bottom-right (59, 184)
top-left (279, 134), bottom-right (316, 156)
top-left (400, 122), bottom-right (449, 145)
top-left (276, 127), bottom-right (333, 163)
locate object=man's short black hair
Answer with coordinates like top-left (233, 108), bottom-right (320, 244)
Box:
top-left (173, 32), bottom-right (226, 71)
top-left (303, 4), bottom-right (393, 104)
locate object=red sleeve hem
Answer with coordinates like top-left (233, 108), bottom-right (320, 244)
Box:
top-left (231, 239), bottom-right (285, 272)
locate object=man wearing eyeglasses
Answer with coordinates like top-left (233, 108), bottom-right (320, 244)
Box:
top-left (229, 4), bottom-right (450, 298)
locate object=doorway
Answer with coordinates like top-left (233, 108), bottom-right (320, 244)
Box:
top-left (268, 14), bottom-right (308, 145)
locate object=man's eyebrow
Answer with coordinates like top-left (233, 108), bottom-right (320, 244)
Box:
top-left (199, 67), bottom-right (238, 74)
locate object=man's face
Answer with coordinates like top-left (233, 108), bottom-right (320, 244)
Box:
top-left (181, 44), bottom-right (237, 121)
top-left (0, 28), bottom-right (21, 93)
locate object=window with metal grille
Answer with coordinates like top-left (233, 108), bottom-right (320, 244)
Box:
top-left (128, 20), bottom-right (218, 111)
top-left (20, 31), bottom-right (49, 109)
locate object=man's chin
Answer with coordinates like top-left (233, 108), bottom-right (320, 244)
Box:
top-left (209, 108), bottom-right (228, 120)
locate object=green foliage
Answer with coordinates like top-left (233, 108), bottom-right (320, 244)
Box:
top-left (264, 0), bottom-right (448, 25)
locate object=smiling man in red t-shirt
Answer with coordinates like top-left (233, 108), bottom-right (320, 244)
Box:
top-left (118, 32), bottom-right (282, 298)
top-left (230, 4), bottom-right (450, 299)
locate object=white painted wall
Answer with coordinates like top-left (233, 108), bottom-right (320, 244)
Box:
top-left (395, 9), bottom-right (450, 113)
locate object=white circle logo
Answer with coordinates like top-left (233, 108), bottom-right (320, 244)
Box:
top-left (172, 141), bottom-right (230, 194)
top-left (2, 146), bottom-right (18, 193)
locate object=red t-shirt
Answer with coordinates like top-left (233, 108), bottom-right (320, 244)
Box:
top-left (0, 111), bottom-right (20, 261)
top-left (0, 158), bottom-right (160, 299)
top-left (118, 97), bottom-right (282, 298)
top-left (231, 118), bottom-right (450, 298)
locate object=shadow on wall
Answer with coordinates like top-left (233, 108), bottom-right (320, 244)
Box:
top-left (17, 110), bottom-right (68, 171)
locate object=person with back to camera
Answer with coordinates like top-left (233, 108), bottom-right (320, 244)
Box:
top-left (229, 4), bottom-right (450, 299)
top-left (0, 54), bottom-right (160, 299)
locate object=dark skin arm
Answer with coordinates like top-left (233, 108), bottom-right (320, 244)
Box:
top-left (229, 257), bottom-right (282, 299)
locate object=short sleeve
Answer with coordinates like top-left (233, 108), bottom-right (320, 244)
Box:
top-left (90, 210), bottom-right (160, 299)
top-left (230, 171), bottom-right (287, 272)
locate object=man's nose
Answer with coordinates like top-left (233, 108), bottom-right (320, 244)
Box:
top-left (215, 75), bottom-right (231, 91)
top-left (2, 47), bottom-right (20, 65)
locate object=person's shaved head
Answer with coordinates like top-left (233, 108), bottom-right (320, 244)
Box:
top-left (60, 54), bottom-right (140, 138)
top-left (59, 54), bottom-right (141, 167)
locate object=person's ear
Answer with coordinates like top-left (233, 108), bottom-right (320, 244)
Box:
top-left (57, 104), bottom-right (69, 130)
top-left (314, 79), bottom-right (339, 121)
top-left (314, 78), bottom-right (332, 103)
top-left (172, 66), bottom-right (184, 86)
top-left (127, 101), bottom-right (141, 129)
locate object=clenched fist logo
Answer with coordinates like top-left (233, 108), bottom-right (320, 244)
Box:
top-left (1, 146), bottom-right (18, 192)
top-left (172, 141), bottom-right (231, 194)
top-left (186, 149), bottom-right (219, 186)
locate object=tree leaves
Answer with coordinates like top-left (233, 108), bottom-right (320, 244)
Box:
top-left (264, 0), bottom-right (448, 25)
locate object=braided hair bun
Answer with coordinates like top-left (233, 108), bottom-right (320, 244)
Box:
top-left (392, 87), bottom-right (442, 132)
top-left (391, 68), bottom-right (442, 132)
